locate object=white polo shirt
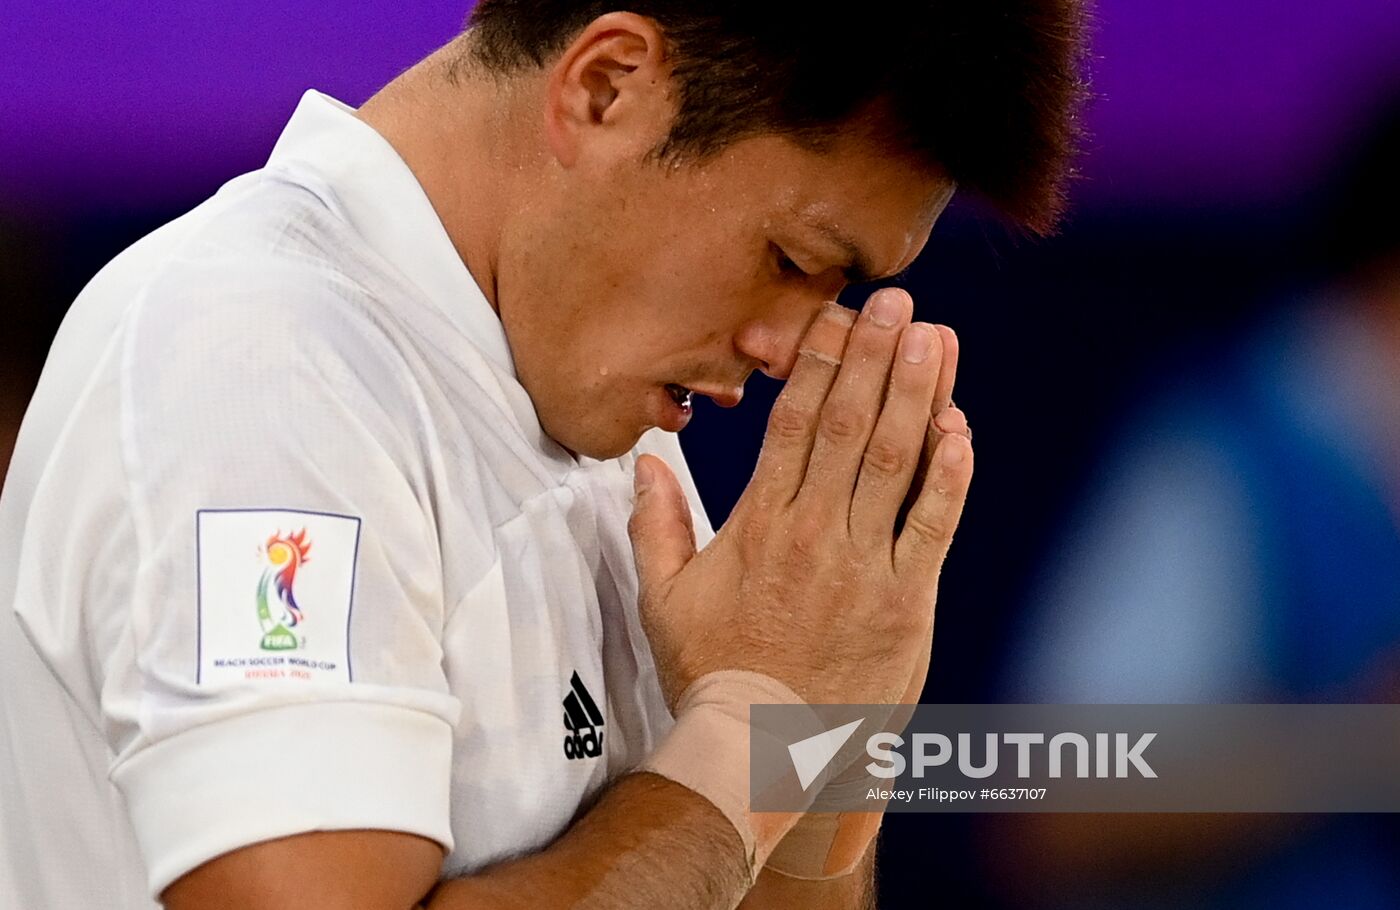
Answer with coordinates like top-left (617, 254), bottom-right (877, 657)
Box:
top-left (0, 90), bottom-right (714, 908)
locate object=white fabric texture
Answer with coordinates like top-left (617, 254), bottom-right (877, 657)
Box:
top-left (0, 90), bottom-right (712, 907)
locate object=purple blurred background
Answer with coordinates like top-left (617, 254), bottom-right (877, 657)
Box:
top-left (3, 1), bottom-right (1398, 215)
top-left (4, 3), bottom-right (1400, 908)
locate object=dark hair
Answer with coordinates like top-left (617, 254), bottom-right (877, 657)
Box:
top-left (462, 2), bottom-right (1091, 235)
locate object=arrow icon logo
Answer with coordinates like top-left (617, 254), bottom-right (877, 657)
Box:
top-left (787, 718), bottom-right (865, 791)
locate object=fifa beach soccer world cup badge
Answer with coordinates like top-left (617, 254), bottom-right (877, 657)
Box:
top-left (197, 509), bottom-right (361, 685)
top-left (257, 529), bottom-right (311, 651)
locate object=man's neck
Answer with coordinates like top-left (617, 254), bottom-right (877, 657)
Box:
top-left (355, 38), bottom-right (533, 315)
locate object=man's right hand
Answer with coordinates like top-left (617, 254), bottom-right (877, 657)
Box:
top-left (628, 287), bottom-right (973, 708)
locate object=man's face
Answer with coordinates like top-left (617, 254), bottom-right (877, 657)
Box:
top-left (497, 126), bottom-right (955, 460)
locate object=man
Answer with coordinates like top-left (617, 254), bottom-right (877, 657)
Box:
top-left (0, 3), bottom-right (1084, 908)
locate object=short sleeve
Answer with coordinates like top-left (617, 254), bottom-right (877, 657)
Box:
top-left (106, 263), bottom-right (465, 897)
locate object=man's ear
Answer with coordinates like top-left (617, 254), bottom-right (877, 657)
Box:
top-left (542, 11), bottom-right (673, 169)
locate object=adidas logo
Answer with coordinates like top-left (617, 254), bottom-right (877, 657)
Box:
top-left (563, 670), bottom-right (605, 760)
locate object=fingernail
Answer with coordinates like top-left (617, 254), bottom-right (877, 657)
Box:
top-left (634, 458), bottom-right (655, 494)
top-left (939, 434), bottom-right (966, 466)
top-left (869, 291), bottom-right (903, 327)
top-left (900, 325), bottom-right (934, 363)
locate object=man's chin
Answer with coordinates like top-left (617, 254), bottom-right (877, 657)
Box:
top-left (540, 417), bottom-right (648, 462)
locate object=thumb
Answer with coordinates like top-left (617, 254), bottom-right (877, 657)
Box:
top-left (628, 454), bottom-right (697, 601)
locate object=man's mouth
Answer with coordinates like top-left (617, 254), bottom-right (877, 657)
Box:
top-left (653, 381), bottom-right (744, 432)
top-left (664, 383), bottom-right (694, 409)
top-left (665, 382), bottom-right (746, 410)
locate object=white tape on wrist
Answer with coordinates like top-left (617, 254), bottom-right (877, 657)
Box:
top-left (765, 701), bottom-right (916, 879)
top-left (763, 808), bottom-right (884, 879)
top-left (765, 707), bottom-right (906, 879)
top-left (639, 670), bottom-right (820, 882)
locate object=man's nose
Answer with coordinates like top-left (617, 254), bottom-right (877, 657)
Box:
top-left (733, 299), bottom-right (835, 381)
top-left (733, 322), bottom-right (800, 381)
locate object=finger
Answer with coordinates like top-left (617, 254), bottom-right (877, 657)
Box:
top-left (628, 455), bottom-right (697, 605)
top-left (849, 323), bottom-right (943, 546)
top-left (894, 430), bottom-right (974, 576)
top-left (747, 302), bottom-right (855, 505)
top-left (896, 401), bottom-right (971, 534)
top-left (933, 405), bottom-right (971, 441)
top-left (929, 325), bottom-right (960, 417)
top-left (797, 287), bottom-right (912, 508)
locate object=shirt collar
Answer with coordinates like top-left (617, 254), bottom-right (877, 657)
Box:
top-left (265, 89), bottom-right (517, 377)
top-left (264, 90), bottom-right (583, 474)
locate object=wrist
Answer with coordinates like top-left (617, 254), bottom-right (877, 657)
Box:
top-left (639, 670), bottom-right (822, 882)
top-left (765, 735), bottom-right (894, 880)
top-left (764, 809), bottom-right (885, 879)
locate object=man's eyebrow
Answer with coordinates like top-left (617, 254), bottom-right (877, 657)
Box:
top-left (806, 221), bottom-right (909, 285)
